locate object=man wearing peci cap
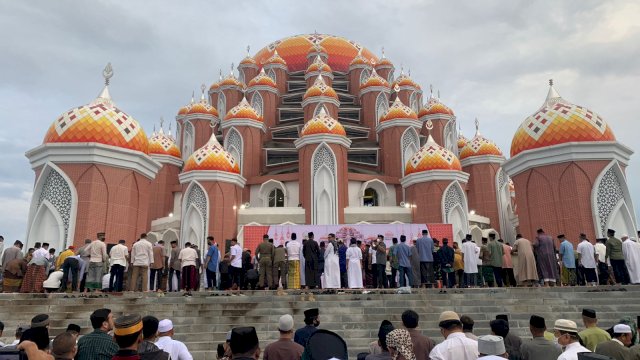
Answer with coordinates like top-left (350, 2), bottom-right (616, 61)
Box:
top-left (155, 319), bottom-right (193, 360)
top-left (520, 315), bottom-right (561, 360)
top-left (554, 319), bottom-right (591, 360)
top-left (594, 324), bottom-right (633, 360)
top-left (430, 311), bottom-right (479, 360)
top-left (294, 308), bottom-right (319, 347)
top-left (478, 335), bottom-right (508, 359)
top-left (263, 315), bottom-right (304, 360)
top-left (230, 327), bottom-right (261, 360)
top-left (579, 309), bottom-right (611, 352)
top-left (606, 229), bottom-right (630, 285)
top-left (112, 314), bottom-right (144, 360)
top-left (491, 316), bottom-right (521, 360)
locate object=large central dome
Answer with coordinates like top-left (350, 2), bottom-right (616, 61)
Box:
top-left (253, 33), bottom-right (378, 72)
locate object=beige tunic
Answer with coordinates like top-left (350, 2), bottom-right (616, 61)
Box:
top-left (512, 238), bottom-right (539, 283)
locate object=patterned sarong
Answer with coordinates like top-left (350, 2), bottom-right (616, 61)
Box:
top-left (86, 262), bottom-right (104, 290)
top-left (3, 271), bottom-right (23, 292)
top-left (20, 264), bottom-right (46, 293)
top-left (288, 260), bottom-right (300, 289)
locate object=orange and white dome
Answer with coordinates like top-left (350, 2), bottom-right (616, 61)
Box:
top-left (307, 42), bottom-right (327, 57)
top-left (248, 68), bottom-right (277, 89)
top-left (460, 131), bottom-right (503, 160)
top-left (178, 90), bottom-right (219, 118)
top-left (262, 50), bottom-right (288, 68)
top-left (209, 70), bottom-right (224, 92)
top-left (218, 70), bottom-right (245, 89)
top-left (149, 127), bottom-right (181, 159)
top-left (376, 49), bottom-right (394, 69)
top-left (239, 46), bottom-right (258, 67)
top-left (405, 133), bottom-right (462, 175)
top-left (300, 108), bottom-right (346, 137)
top-left (510, 82), bottom-right (616, 157)
top-left (183, 134), bottom-right (240, 173)
top-left (303, 74), bottom-right (338, 100)
top-left (224, 97), bottom-right (263, 122)
top-left (392, 70), bottom-right (421, 90)
top-left (418, 89), bottom-right (454, 117)
top-left (380, 96), bottom-right (418, 122)
top-left (360, 68), bottom-right (390, 91)
top-left (43, 64), bottom-right (149, 154)
top-left (306, 55), bottom-right (332, 74)
top-left (457, 133), bottom-right (468, 150)
top-left (349, 49), bottom-right (370, 68)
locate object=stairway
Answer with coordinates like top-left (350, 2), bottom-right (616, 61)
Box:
top-left (1, 286), bottom-right (638, 360)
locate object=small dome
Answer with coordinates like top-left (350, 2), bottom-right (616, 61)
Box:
top-left (392, 70), bottom-right (421, 90)
top-left (303, 74), bottom-right (338, 100)
top-left (510, 81), bottom-right (616, 157)
top-left (263, 50), bottom-right (288, 67)
top-left (239, 46), bottom-right (258, 67)
top-left (460, 131), bottom-right (503, 160)
top-left (360, 68), bottom-right (390, 90)
top-left (349, 49), bottom-right (369, 67)
top-left (43, 64), bottom-right (149, 154)
top-left (224, 97), bottom-right (262, 122)
top-left (405, 133), bottom-right (462, 175)
top-left (376, 49), bottom-right (394, 68)
top-left (209, 70), bottom-right (224, 92)
top-left (218, 71), bottom-right (245, 88)
top-left (183, 134), bottom-right (240, 173)
top-left (149, 127), bottom-right (181, 158)
top-left (306, 55), bottom-right (332, 74)
top-left (300, 108), bottom-right (346, 137)
top-left (380, 96), bottom-right (418, 122)
top-left (418, 89), bottom-right (454, 117)
top-left (307, 42), bottom-right (327, 55)
top-left (177, 103), bottom-right (190, 115)
top-left (457, 134), bottom-right (468, 150)
top-left (248, 68), bottom-right (277, 88)
top-left (187, 101), bottom-right (219, 117)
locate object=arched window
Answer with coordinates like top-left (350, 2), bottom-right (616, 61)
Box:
top-left (360, 68), bottom-right (371, 85)
top-left (314, 103), bottom-right (327, 117)
top-left (238, 71), bottom-right (245, 85)
top-left (375, 93), bottom-right (388, 126)
top-left (363, 188), bottom-right (379, 207)
top-left (182, 121), bottom-right (194, 161)
top-left (409, 92), bottom-right (419, 114)
top-left (387, 71), bottom-right (394, 84)
top-left (217, 92), bottom-right (226, 120)
top-left (268, 188), bottom-right (285, 207)
top-left (267, 68), bottom-right (277, 82)
top-left (251, 92), bottom-right (263, 117)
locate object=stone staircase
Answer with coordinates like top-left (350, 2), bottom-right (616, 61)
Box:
top-left (1, 286), bottom-right (639, 360)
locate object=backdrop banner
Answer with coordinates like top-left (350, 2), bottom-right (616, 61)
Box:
top-left (241, 223), bottom-right (453, 252)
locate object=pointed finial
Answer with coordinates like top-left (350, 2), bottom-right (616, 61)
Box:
top-left (549, 79), bottom-right (553, 86)
top-left (153, 124), bottom-right (156, 133)
top-left (475, 117), bottom-right (480, 134)
top-left (430, 84), bottom-right (433, 96)
top-left (393, 84), bottom-right (400, 94)
top-left (246, 45), bottom-right (251, 57)
top-left (200, 84), bottom-right (206, 102)
top-left (274, 49), bottom-right (279, 56)
top-left (190, 90), bottom-right (195, 104)
top-left (400, 64), bottom-right (404, 75)
top-left (318, 106), bottom-right (327, 117)
top-left (103, 63), bottom-right (113, 85)
top-left (381, 47), bottom-right (386, 59)
top-left (168, 121), bottom-right (172, 136)
top-left (218, 69), bottom-right (223, 81)
top-left (408, 69), bottom-right (411, 77)
top-left (437, 89), bottom-right (441, 98)
top-left (160, 117), bottom-right (164, 129)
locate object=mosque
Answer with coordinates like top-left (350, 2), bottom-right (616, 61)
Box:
top-left (23, 33), bottom-right (637, 252)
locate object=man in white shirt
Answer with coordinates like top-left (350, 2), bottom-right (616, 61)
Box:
top-left (156, 319), bottom-right (193, 360)
top-left (576, 234), bottom-right (597, 286)
top-left (594, 238), bottom-right (609, 285)
top-left (32, 242), bottom-right (50, 261)
top-left (178, 242), bottom-right (198, 295)
top-left (554, 319), bottom-right (590, 360)
top-left (286, 233), bottom-right (302, 290)
top-left (229, 239), bottom-right (243, 289)
top-left (461, 236), bottom-right (480, 288)
top-left (430, 311), bottom-right (479, 360)
top-left (109, 239), bottom-right (129, 292)
top-left (130, 233), bottom-right (153, 292)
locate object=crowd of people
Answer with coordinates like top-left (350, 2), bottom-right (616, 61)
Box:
top-left (1, 307), bottom-right (639, 360)
top-left (1, 227), bottom-right (640, 294)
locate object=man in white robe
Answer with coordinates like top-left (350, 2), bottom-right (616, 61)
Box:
top-left (461, 235), bottom-right (480, 288)
top-left (622, 235), bottom-right (640, 284)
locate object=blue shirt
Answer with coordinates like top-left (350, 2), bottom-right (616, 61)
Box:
top-left (396, 242), bottom-right (412, 268)
top-left (415, 236), bottom-right (434, 262)
top-left (206, 245), bottom-right (220, 272)
top-left (559, 240), bottom-right (575, 269)
top-left (338, 244), bottom-right (347, 272)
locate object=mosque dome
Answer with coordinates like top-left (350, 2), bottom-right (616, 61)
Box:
top-left (262, 50), bottom-right (288, 67)
top-left (300, 108), bottom-right (346, 137)
top-left (224, 97), bottom-right (263, 122)
top-left (376, 49), bottom-right (394, 68)
top-left (218, 71), bottom-right (245, 89)
top-left (306, 55), bottom-right (332, 74)
top-left (253, 34), bottom-right (378, 72)
top-left (148, 127), bottom-right (181, 158)
top-left (349, 49), bottom-right (370, 67)
top-left (380, 95), bottom-right (418, 122)
top-left (43, 63), bottom-right (149, 154)
top-left (459, 127), bottom-right (503, 160)
top-left (239, 46), bottom-right (258, 67)
top-left (303, 74), bottom-right (338, 100)
top-left (457, 133), bottom-right (468, 150)
top-left (392, 70), bottom-right (421, 90)
top-left (248, 68), bottom-right (277, 88)
top-left (405, 122), bottom-right (462, 175)
top-left (418, 92), bottom-right (455, 117)
top-left (183, 134), bottom-right (240, 173)
top-left (510, 81), bottom-right (616, 157)
top-left (359, 68), bottom-right (390, 90)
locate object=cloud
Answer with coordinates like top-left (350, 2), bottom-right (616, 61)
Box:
top-left (0, 0), bottom-right (638, 243)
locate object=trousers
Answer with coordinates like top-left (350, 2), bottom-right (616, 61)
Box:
top-left (109, 264), bottom-right (125, 292)
top-left (130, 265), bottom-right (149, 292)
top-left (491, 266), bottom-right (504, 287)
top-left (258, 257), bottom-right (274, 289)
top-left (611, 259), bottom-right (630, 285)
top-left (376, 264), bottom-right (388, 288)
top-left (168, 268), bottom-right (181, 291)
top-left (399, 266), bottom-right (413, 287)
top-left (273, 260), bottom-right (287, 289)
top-left (61, 257), bottom-right (79, 292)
top-left (420, 262), bottom-right (435, 286)
top-left (206, 269), bottom-right (216, 289)
top-left (149, 268), bottom-right (163, 291)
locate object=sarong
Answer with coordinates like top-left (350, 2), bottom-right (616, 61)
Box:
top-left (86, 262), bottom-right (104, 290)
top-left (3, 271), bottom-right (23, 292)
top-left (482, 265), bottom-right (495, 284)
top-left (288, 260), bottom-right (300, 289)
top-left (20, 264), bottom-right (46, 293)
top-left (181, 265), bottom-right (198, 291)
top-left (561, 266), bottom-right (577, 286)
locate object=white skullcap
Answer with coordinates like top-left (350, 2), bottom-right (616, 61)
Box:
top-left (278, 314), bottom-right (294, 332)
top-left (614, 324), bottom-right (632, 334)
top-left (158, 319), bottom-right (173, 333)
top-left (478, 335), bottom-right (506, 355)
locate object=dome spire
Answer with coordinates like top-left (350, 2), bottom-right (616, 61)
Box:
top-left (97, 63), bottom-right (113, 102)
top-left (546, 78), bottom-right (561, 103)
top-left (425, 119), bottom-right (435, 144)
top-left (190, 90), bottom-right (195, 104)
top-left (218, 69), bottom-right (223, 81)
top-left (475, 117), bottom-right (481, 136)
top-left (200, 83), bottom-right (207, 103)
top-left (246, 45), bottom-right (251, 57)
top-left (159, 116), bottom-right (164, 134)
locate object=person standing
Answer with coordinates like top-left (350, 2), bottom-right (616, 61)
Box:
top-left (338, 239), bottom-right (348, 289)
top-left (76, 308), bottom-right (118, 360)
top-left (437, 239), bottom-right (456, 288)
top-left (554, 319), bottom-right (590, 360)
top-left (108, 240), bottom-right (129, 292)
top-left (294, 308), bottom-right (319, 347)
top-left (76, 238), bottom-right (92, 291)
top-left (594, 238), bottom-right (610, 285)
top-left (1, 240), bottom-right (23, 273)
top-left (130, 233), bottom-right (153, 292)
top-left (452, 242), bottom-right (464, 288)
top-left (396, 235), bottom-right (413, 287)
top-left (594, 324), bottom-right (634, 360)
top-left (150, 240), bottom-right (165, 292)
top-left (532, 229), bottom-right (558, 287)
top-left (479, 238), bottom-right (495, 287)
top-left (204, 237), bottom-right (220, 290)
top-left (273, 244), bottom-right (287, 289)
top-left (520, 315), bottom-right (561, 360)
top-left (401, 310), bottom-right (435, 360)
top-left (558, 235), bottom-right (577, 286)
top-left (430, 311), bottom-right (478, 360)
top-left (511, 234), bottom-right (538, 287)
top-left (324, 234), bottom-right (341, 289)
top-left (346, 238), bottom-right (363, 288)
top-left (178, 242), bottom-right (198, 296)
top-left (487, 234), bottom-right (504, 287)
top-left (20, 241), bottom-right (50, 293)
top-left (410, 240), bottom-right (421, 288)
top-left (256, 234), bottom-right (275, 290)
top-left (375, 235), bottom-right (388, 288)
top-left (229, 239), bottom-right (243, 289)
top-left (2, 257), bottom-right (27, 292)
top-left (578, 309), bottom-right (611, 352)
top-left (415, 229), bottom-right (435, 288)
top-left (303, 232), bottom-right (320, 289)
top-left (461, 236), bottom-right (479, 288)
top-left (286, 233), bottom-right (301, 289)
top-left (389, 238), bottom-right (399, 288)
top-left (86, 234), bottom-right (109, 292)
top-left (263, 314), bottom-right (304, 360)
top-left (168, 241), bottom-right (181, 292)
top-left (576, 234), bottom-right (598, 286)
top-left (606, 229), bottom-right (630, 285)
top-left (499, 239), bottom-right (516, 287)
top-left (622, 235), bottom-right (640, 284)
top-left (156, 319), bottom-right (193, 360)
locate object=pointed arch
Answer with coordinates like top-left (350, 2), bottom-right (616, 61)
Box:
top-left (443, 119), bottom-right (457, 154)
top-left (496, 168), bottom-right (516, 243)
top-left (180, 181), bottom-right (209, 248)
top-left (375, 92), bottom-right (389, 127)
top-left (441, 181), bottom-right (469, 243)
top-left (526, 169), bottom-right (556, 233)
top-left (238, 71), bottom-right (245, 85)
top-left (224, 127), bottom-right (244, 175)
top-left (251, 91), bottom-right (263, 117)
top-left (592, 161), bottom-right (638, 237)
top-left (401, 127), bottom-right (420, 176)
top-left (259, 179), bottom-right (288, 207)
top-left (359, 179), bottom-right (389, 207)
top-left (311, 143), bottom-right (338, 225)
top-left (217, 92), bottom-right (227, 121)
top-left (26, 162), bottom-right (77, 250)
top-left (409, 91), bottom-right (419, 114)
top-left (182, 121), bottom-right (195, 161)
top-left (314, 103), bottom-right (328, 117)
top-left (359, 68), bottom-right (371, 85)
top-left (267, 68), bottom-right (277, 82)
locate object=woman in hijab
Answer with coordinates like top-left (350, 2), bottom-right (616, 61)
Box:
top-left (386, 329), bottom-right (416, 360)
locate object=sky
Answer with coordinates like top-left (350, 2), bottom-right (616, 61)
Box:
top-left (1, 0), bottom-right (639, 243)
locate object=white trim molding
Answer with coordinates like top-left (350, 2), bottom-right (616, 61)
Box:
top-left (359, 86), bottom-right (391, 97)
top-left (460, 155), bottom-right (505, 167)
top-left (263, 63), bottom-right (288, 72)
top-left (420, 114), bottom-right (455, 123)
top-left (304, 71), bottom-right (334, 80)
top-left (294, 134), bottom-right (352, 149)
top-left (220, 119), bottom-right (267, 132)
top-left (503, 141), bottom-right (633, 177)
top-left (26, 143), bottom-right (162, 179)
top-left (376, 119), bottom-right (422, 133)
top-left (349, 64), bottom-right (372, 72)
top-left (178, 113), bottom-right (218, 124)
top-left (400, 170), bottom-right (470, 188)
top-left (179, 170), bottom-right (246, 188)
top-left (150, 154), bottom-right (183, 167)
top-left (301, 96), bottom-right (340, 108)
top-left (247, 86), bottom-right (279, 96)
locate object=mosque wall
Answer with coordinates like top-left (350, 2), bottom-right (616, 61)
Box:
top-left (463, 162), bottom-right (502, 234)
top-left (148, 164), bottom-right (181, 222)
